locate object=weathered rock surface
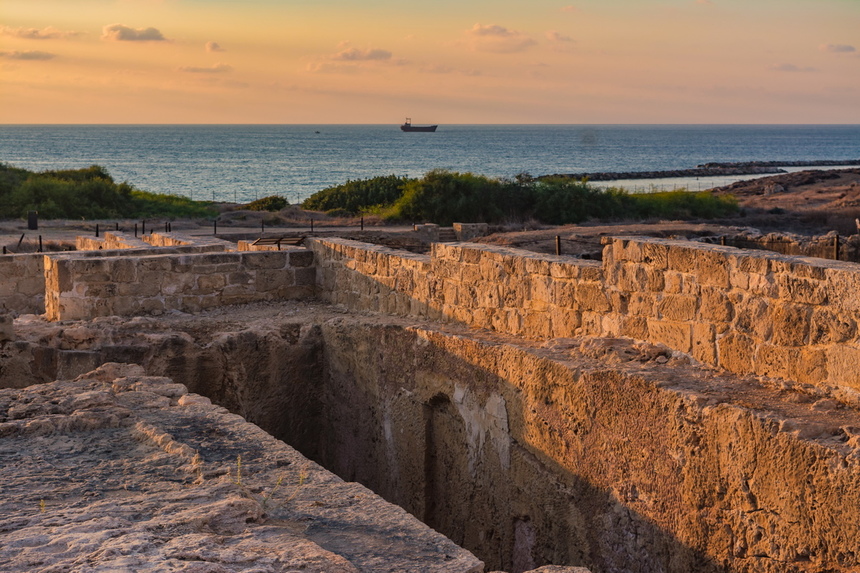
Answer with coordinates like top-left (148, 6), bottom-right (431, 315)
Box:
top-left (0, 362), bottom-right (484, 573)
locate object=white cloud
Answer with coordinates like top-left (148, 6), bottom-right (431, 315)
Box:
top-left (819, 44), bottom-right (856, 54)
top-left (466, 23), bottom-right (536, 53)
top-left (0, 50), bottom-right (56, 60)
top-left (0, 26), bottom-right (79, 40)
top-left (178, 63), bottom-right (232, 73)
top-left (102, 24), bottom-right (166, 42)
top-left (206, 41), bottom-right (225, 53)
top-left (770, 63), bottom-right (816, 72)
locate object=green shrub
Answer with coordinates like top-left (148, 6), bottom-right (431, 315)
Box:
top-left (385, 170), bottom-right (519, 226)
top-left (303, 175), bottom-right (409, 214)
top-left (244, 195), bottom-right (288, 212)
top-left (0, 163), bottom-right (217, 219)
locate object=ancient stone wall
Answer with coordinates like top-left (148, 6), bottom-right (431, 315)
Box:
top-left (19, 310), bottom-right (856, 572)
top-left (0, 252), bottom-right (46, 315)
top-left (76, 231), bottom-right (150, 251)
top-left (309, 237), bottom-right (860, 401)
top-left (602, 237), bottom-right (860, 401)
top-left (43, 250), bottom-right (315, 320)
top-left (144, 231), bottom-right (235, 251)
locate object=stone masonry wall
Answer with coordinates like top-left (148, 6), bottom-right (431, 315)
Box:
top-left (44, 250), bottom-right (315, 321)
top-left (0, 253), bottom-right (46, 315)
top-left (144, 232), bottom-right (235, 252)
top-left (603, 237), bottom-right (860, 401)
top-left (309, 237), bottom-right (860, 401)
top-left (76, 231), bottom-right (151, 251)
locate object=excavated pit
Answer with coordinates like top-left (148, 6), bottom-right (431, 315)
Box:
top-left (5, 301), bottom-right (860, 572)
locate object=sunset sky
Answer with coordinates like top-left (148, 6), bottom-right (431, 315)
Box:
top-left (1, 0), bottom-right (858, 124)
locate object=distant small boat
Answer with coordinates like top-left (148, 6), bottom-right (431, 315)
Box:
top-left (401, 118), bottom-right (437, 132)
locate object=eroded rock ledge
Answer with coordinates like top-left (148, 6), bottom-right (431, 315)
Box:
top-left (0, 362), bottom-right (484, 573)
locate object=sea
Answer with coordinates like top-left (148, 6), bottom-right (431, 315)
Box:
top-left (1, 124), bottom-right (858, 204)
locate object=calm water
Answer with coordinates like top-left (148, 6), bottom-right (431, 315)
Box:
top-left (1, 125), bottom-right (858, 204)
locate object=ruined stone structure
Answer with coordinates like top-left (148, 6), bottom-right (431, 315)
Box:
top-left (2, 229), bottom-right (860, 572)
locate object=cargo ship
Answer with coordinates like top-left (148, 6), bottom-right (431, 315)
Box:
top-left (400, 118), bottom-right (437, 132)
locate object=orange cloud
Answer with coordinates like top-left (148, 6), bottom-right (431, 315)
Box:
top-left (178, 63), bottom-right (232, 73)
top-left (206, 41), bottom-right (225, 53)
top-left (102, 24), bottom-right (166, 42)
top-left (467, 23), bottom-right (536, 53)
top-left (1, 26), bottom-right (79, 40)
top-left (819, 43), bottom-right (856, 54)
top-left (0, 50), bottom-right (57, 60)
top-left (332, 47), bottom-right (392, 61)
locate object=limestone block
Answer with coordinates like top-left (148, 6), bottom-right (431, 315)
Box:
top-left (139, 256), bottom-right (173, 272)
top-left (776, 274), bottom-right (827, 305)
top-left (617, 263), bottom-right (646, 292)
top-left (826, 345), bottom-right (860, 392)
top-left (551, 281), bottom-right (577, 308)
top-left (524, 257), bottom-right (551, 276)
top-left (717, 332), bottom-right (756, 373)
top-left (575, 283), bottom-right (611, 312)
top-left (627, 292), bottom-right (654, 317)
top-left (770, 303), bottom-right (811, 346)
top-left (452, 306), bottom-right (473, 325)
top-left (197, 274), bottom-right (227, 293)
top-left (618, 238), bottom-right (643, 262)
top-left (657, 294), bottom-right (698, 322)
top-left (549, 261), bottom-right (580, 280)
top-left (695, 250), bottom-right (730, 288)
top-left (550, 309), bottom-right (581, 337)
top-left (692, 323), bottom-right (717, 365)
top-left (824, 267), bottom-right (860, 313)
top-left (476, 283), bottom-right (501, 308)
top-left (810, 308), bottom-right (857, 344)
top-left (646, 269), bottom-right (665, 292)
top-left (608, 290), bottom-right (628, 314)
top-left (579, 312), bottom-right (603, 336)
top-left (789, 259), bottom-right (828, 280)
top-left (641, 241), bottom-right (669, 269)
top-left (293, 266), bottom-right (316, 287)
top-left (620, 315), bottom-right (648, 340)
top-left (505, 309), bottom-right (523, 335)
top-left (579, 264), bottom-right (603, 282)
top-left (754, 344), bottom-right (796, 379)
top-left (502, 254), bottom-right (527, 277)
top-left (0, 314), bottom-right (14, 343)
top-left (600, 314), bottom-right (623, 337)
top-left (734, 253), bottom-right (769, 275)
top-left (734, 297), bottom-right (773, 340)
top-left (699, 288), bottom-right (733, 323)
top-left (530, 276), bottom-right (553, 308)
top-left (663, 271), bottom-right (685, 294)
top-left (793, 348), bottom-right (827, 386)
top-left (16, 276), bottom-right (45, 296)
top-left (647, 319), bottom-right (692, 353)
top-left (476, 256), bottom-right (502, 285)
top-left (667, 245), bottom-right (698, 273)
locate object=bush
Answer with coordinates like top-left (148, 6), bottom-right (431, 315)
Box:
top-left (0, 163), bottom-right (217, 219)
top-left (385, 170), bottom-right (520, 226)
top-left (302, 175), bottom-right (409, 214)
top-left (244, 195), bottom-right (288, 212)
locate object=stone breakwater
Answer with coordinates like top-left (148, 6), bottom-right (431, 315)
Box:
top-left (0, 362), bottom-right (485, 573)
top-left (540, 160), bottom-right (860, 182)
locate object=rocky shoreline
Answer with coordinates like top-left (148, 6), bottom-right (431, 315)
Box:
top-left (540, 159), bottom-right (860, 182)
